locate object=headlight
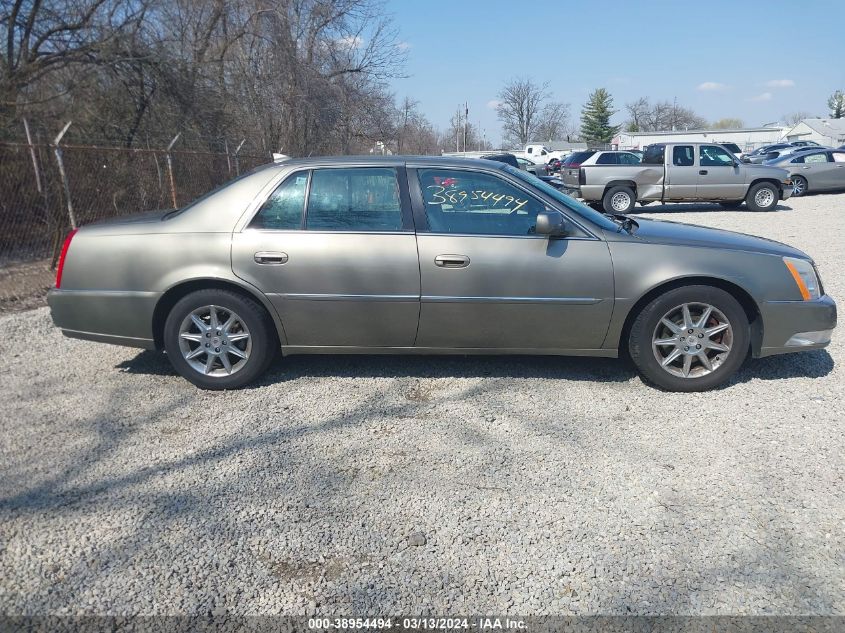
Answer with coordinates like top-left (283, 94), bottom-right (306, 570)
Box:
top-left (783, 256), bottom-right (821, 300)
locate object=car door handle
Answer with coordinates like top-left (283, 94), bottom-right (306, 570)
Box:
top-left (699, 170), bottom-right (708, 175)
top-left (254, 251), bottom-right (288, 265)
top-left (801, 166), bottom-right (812, 170)
top-left (434, 254), bottom-right (470, 268)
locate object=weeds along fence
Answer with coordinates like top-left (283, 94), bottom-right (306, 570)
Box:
top-left (0, 131), bottom-right (268, 311)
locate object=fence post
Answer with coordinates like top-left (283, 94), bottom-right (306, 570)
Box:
top-left (22, 118), bottom-right (44, 195)
top-left (52, 121), bottom-right (77, 230)
top-left (224, 139), bottom-right (232, 175)
top-left (165, 133), bottom-right (181, 209)
top-left (233, 139), bottom-right (246, 176)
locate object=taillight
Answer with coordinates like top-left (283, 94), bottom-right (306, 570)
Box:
top-left (569, 162), bottom-right (582, 169)
top-left (55, 228), bottom-right (78, 288)
top-left (579, 167), bottom-right (586, 185)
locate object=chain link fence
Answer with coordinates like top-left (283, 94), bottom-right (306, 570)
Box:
top-left (0, 135), bottom-right (268, 313)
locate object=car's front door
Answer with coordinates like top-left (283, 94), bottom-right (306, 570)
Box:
top-left (409, 165), bottom-right (615, 351)
top-left (232, 165), bottom-right (420, 348)
top-left (697, 144), bottom-right (746, 199)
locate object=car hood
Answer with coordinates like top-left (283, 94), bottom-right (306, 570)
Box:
top-left (622, 216), bottom-right (808, 259)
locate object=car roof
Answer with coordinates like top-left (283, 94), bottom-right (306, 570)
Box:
top-left (270, 154), bottom-right (510, 170)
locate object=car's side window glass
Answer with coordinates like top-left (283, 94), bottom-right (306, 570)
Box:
top-left (700, 145), bottom-right (734, 166)
top-left (620, 152), bottom-right (640, 165)
top-left (672, 146), bottom-right (694, 167)
top-left (306, 168), bottom-right (403, 231)
top-left (832, 152), bottom-right (845, 163)
top-left (642, 145), bottom-right (665, 164)
top-left (417, 169), bottom-right (546, 236)
top-left (249, 171), bottom-right (307, 230)
top-left (790, 156), bottom-right (804, 164)
top-left (804, 153), bottom-right (829, 164)
top-left (596, 153), bottom-right (617, 165)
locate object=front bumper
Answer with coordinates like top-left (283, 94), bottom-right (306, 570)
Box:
top-left (47, 288), bottom-right (159, 349)
top-left (757, 294), bottom-right (836, 357)
top-left (780, 183), bottom-right (793, 201)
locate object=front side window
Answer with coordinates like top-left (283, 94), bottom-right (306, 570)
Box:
top-left (596, 153), bottom-right (618, 165)
top-left (250, 171), bottom-right (308, 230)
top-left (832, 152), bottom-right (845, 163)
top-left (417, 169), bottom-right (546, 236)
top-left (306, 168), bottom-right (403, 231)
top-left (804, 153), bottom-right (830, 164)
top-left (699, 145), bottom-right (734, 166)
top-left (672, 146), bottom-right (694, 167)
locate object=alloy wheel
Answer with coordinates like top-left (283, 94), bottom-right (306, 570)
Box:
top-left (651, 302), bottom-right (733, 378)
top-left (754, 187), bottom-right (775, 208)
top-left (792, 177), bottom-right (807, 196)
top-left (178, 305), bottom-right (252, 376)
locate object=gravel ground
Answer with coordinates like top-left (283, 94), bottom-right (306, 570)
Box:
top-left (0, 193), bottom-right (843, 617)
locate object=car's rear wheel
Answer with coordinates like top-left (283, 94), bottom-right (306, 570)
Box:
top-left (745, 182), bottom-right (779, 211)
top-left (164, 289), bottom-right (277, 389)
top-left (791, 175), bottom-right (808, 197)
top-left (628, 285), bottom-right (749, 391)
top-left (603, 185), bottom-right (636, 213)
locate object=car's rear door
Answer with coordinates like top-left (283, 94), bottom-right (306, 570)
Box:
top-left (663, 145), bottom-right (698, 200)
top-left (408, 163), bottom-right (614, 351)
top-left (818, 151), bottom-right (845, 190)
top-left (696, 144), bottom-right (746, 199)
top-left (231, 164), bottom-right (420, 348)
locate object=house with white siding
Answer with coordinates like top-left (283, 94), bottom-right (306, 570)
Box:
top-left (784, 119), bottom-right (845, 147)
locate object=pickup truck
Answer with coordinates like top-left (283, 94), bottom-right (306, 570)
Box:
top-left (562, 142), bottom-right (793, 212)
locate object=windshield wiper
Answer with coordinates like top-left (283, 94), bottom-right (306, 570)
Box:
top-left (603, 213), bottom-right (638, 233)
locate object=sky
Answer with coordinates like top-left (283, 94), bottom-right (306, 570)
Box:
top-left (386, 0), bottom-right (845, 145)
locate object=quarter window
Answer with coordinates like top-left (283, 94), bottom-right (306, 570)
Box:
top-left (699, 145), bottom-right (734, 166)
top-left (832, 152), bottom-right (845, 163)
top-left (249, 172), bottom-right (307, 230)
top-left (417, 169), bottom-right (546, 236)
top-left (306, 168), bottom-right (403, 231)
top-left (672, 146), bottom-right (694, 167)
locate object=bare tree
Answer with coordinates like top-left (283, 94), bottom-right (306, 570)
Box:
top-left (496, 77), bottom-right (549, 147)
top-left (533, 102), bottom-right (571, 143)
top-left (782, 111), bottom-right (812, 126)
top-left (711, 118), bottom-right (744, 129)
top-left (624, 97), bottom-right (707, 132)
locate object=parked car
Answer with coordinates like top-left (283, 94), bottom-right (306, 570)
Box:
top-left (553, 150), bottom-right (596, 175)
top-left (718, 142), bottom-right (744, 157)
top-left (480, 153), bottom-right (564, 189)
top-left (790, 140), bottom-right (822, 147)
top-left (766, 148), bottom-right (845, 196)
top-left (563, 142), bottom-right (793, 212)
top-left (579, 150), bottom-right (641, 166)
top-left (545, 157), bottom-right (562, 174)
top-left (47, 156), bottom-right (835, 392)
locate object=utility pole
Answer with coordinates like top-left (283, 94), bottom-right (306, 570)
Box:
top-left (463, 102), bottom-right (468, 154)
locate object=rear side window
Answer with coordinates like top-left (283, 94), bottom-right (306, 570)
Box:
top-left (672, 146), bottom-right (694, 167)
top-left (642, 144), bottom-right (665, 164)
top-left (306, 168), bottom-right (403, 231)
top-left (790, 155), bottom-right (805, 164)
top-left (619, 152), bottom-right (641, 165)
top-left (250, 172), bottom-right (308, 230)
top-left (833, 152), bottom-right (845, 163)
top-left (596, 153), bottom-right (618, 165)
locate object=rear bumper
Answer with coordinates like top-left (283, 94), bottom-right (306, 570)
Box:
top-left (757, 294), bottom-right (836, 357)
top-left (47, 288), bottom-right (159, 349)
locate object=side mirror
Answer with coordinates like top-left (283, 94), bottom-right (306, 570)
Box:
top-left (535, 210), bottom-right (567, 236)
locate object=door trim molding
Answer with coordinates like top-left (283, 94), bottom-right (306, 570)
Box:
top-left (422, 295), bottom-right (602, 305)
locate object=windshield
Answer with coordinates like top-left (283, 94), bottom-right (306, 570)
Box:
top-left (503, 165), bottom-right (618, 230)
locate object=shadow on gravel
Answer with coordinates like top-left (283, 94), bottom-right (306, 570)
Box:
top-left (114, 347), bottom-right (834, 386)
top-left (635, 202), bottom-right (793, 214)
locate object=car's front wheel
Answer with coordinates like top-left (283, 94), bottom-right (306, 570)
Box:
top-left (745, 182), bottom-right (779, 211)
top-left (628, 285), bottom-right (749, 391)
top-left (791, 175), bottom-right (808, 197)
top-left (163, 289), bottom-right (278, 389)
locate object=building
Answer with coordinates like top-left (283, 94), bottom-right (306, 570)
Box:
top-left (784, 118), bottom-right (845, 147)
top-left (614, 127), bottom-right (788, 153)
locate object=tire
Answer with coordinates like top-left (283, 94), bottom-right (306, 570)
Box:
top-left (745, 182), bottom-right (779, 212)
top-left (602, 185), bottom-right (636, 213)
top-left (791, 175), bottom-right (808, 197)
top-left (163, 288), bottom-right (278, 389)
top-left (718, 200), bottom-right (743, 209)
top-left (628, 285), bottom-right (749, 392)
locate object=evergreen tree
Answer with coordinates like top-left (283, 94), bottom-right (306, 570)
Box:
top-left (828, 90), bottom-right (845, 119)
top-left (580, 88), bottom-right (620, 144)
